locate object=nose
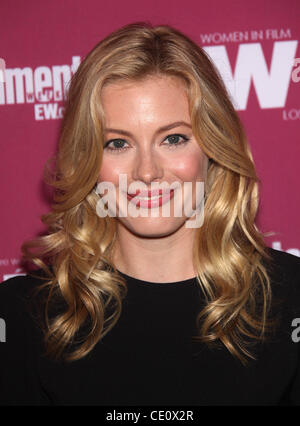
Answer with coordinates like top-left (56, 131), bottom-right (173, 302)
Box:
top-left (131, 147), bottom-right (164, 184)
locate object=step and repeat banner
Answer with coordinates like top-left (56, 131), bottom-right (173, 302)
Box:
top-left (0, 0), bottom-right (299, 280)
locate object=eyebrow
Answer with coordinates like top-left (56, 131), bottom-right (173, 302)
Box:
top-left (104, 121), bottom-right (192, 137)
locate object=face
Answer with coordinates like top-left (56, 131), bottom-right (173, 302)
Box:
top-left (98, 75), bottom-right (209, 238)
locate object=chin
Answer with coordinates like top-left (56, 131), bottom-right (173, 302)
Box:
top-left (118, 217), bottom-right (186, 238)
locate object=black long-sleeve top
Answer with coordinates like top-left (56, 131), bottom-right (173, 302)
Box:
top-left (0, 247), bottom-right (300, 406)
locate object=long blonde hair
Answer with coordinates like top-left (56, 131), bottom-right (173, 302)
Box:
top-left (22, 22), bottom-right (275, 363)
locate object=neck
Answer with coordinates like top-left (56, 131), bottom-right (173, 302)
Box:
top-left (112, 224), bottom-right (196, 283)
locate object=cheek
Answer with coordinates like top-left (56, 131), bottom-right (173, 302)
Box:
top-left (98, 157), bottom-right (127, 183)
top-left (170, 153), bottom-right (206, 182)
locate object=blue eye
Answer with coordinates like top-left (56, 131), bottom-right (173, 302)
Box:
top-left (163, 134), bottom-right (190, 147)
top-left (104, 139), bottom-right (128, 151)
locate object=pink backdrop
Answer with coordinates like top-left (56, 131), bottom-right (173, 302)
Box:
top-left (1, 0), bottom-right (299, 281)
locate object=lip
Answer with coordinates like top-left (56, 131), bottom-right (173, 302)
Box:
top-left (128, 189), bottom-right (168, 197)
top-left (127, 189), bottom-right (175, 208)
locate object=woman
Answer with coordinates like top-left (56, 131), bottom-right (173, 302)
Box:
top-left (0, 22), bottom-right (300, 406)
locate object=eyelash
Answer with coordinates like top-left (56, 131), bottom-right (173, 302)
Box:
top-left (103, 134), bottom-right (190, 152)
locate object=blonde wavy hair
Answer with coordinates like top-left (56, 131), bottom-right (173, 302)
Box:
top-left (22, 22), bottom-right (275, 364)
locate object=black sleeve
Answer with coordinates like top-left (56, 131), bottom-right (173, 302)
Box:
top-left (269, 248), bottom-right (300, 405)
top-left (0, 275), bottom-right (51, 405)
top-left (290, 362), bottom-right (300, 405)
top-left (289, 254), bottom-right (300, 405)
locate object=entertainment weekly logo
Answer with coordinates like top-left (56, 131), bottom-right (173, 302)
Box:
top-left (0, 56), bottom-right (80, 120)
top-left (0, 40), bottom-right (299, 120)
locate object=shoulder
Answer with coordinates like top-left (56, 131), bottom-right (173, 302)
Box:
top-left (264, 247), bottom-right (300, 316)
top-left (264, 247), bottom-right (300, 284)
top-left (0, 269), bottom-right (47, 302)
top-left (0, 269), bottom-right (49, 327)
top-left (266, 247), bottom-right (300, 271)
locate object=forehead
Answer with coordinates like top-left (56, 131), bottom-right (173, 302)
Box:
top-left (101, 74), bottom-right (187, 93)
top-left (100, 75), bottom-right (190, 124)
